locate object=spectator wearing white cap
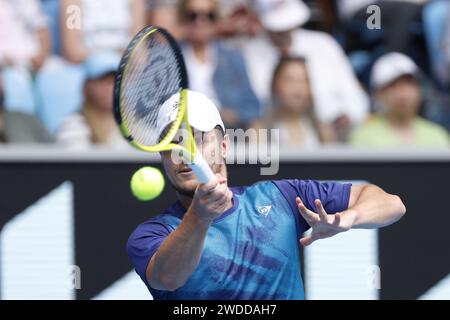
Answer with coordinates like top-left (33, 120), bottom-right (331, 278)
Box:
top-left (351, 52), bottom-right (450, 147)
top-left (57, 51), bottom-right (131, 149)
top-left (242, 0), bottom-right (369, 141)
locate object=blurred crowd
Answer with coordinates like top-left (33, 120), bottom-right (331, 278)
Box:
top-left (1, 0), bottom-right (450, 149)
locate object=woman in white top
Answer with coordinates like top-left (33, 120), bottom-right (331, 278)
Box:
top-left (255, 56), bottom-right (335, 149)
top-left (60, 0), bottom-right (146, 64)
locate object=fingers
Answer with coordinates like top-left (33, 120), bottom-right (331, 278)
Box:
top-left (196, 173), bottom-right (225, 197)
top-left (212, 188), bottom-right (233, 210)
top-left (333, 212), bottom-right (342, 226)
top-left (196, 181), bottom-right (218, 197)
top-left (314, 199), bottom-right (329, 221)
top-left (206, 179), bottom-right (228, 202)
top-left (296, 197), bottom-right (319, 226)
top-left (196, 173), bottom-right (231, 210)
top-left (300, 235), bottom-right (315, 247)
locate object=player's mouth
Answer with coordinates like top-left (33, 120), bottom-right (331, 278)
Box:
top-left (177, 167), bottom-right (193, 175)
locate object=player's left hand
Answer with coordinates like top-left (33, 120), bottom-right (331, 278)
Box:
top-left (296, 197), bottom-right (356, 246)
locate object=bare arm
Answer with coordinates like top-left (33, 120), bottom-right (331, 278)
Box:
top-left (297, 184), bottom-right (406, 246)
top-left (147, 208), bottom-right (212, 291)
top-left (146, 175), bottom-right (233, 291)
top-left (31, 28), bottom-right (52, 71)
top-left (346, 184), bottom-right (406, 229)
top-left (60, 0), bottom-right (90, 64)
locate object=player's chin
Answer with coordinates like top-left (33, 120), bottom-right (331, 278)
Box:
top-left (173, 178), bottom-right (198, 197)
top-left (175, 171), bottom-right (199, 187)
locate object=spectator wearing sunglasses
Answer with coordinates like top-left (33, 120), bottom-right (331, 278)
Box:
top-left (178, 0), bottom-right (261, 129)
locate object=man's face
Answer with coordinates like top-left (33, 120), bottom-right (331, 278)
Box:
top-left (377, 75), bottom-right (421, 119)
top-left (182, 0), bottom-right (218, 45)
top-left (161, 127), bottom-right (228, 197)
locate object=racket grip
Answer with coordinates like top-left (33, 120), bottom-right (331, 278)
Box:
top-left (189, 152), bottom-right (217, 184)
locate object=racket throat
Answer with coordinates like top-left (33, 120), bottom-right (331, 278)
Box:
top-left (189, 152), bottom-right (216, 184)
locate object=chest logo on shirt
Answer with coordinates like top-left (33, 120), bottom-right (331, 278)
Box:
top-left (256, 205), bottom-right (272, 217)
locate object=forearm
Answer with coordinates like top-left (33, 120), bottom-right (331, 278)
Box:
top-left (344, 185), bottom-right (406, 229)
top-left (147, 209), bottom-right (211, 291)
top-left (35, 29), bottom-right (52, 59)
top-left (60, 0), bottom-right (89, 64)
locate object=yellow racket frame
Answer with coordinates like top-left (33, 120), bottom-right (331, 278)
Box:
top-left (117, 28), bottom-right (198, 163)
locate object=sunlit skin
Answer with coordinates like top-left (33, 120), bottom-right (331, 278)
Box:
top-left (160, 128), bottom-right (230, 207)
top-left (376, 75), bottom-right (422, 126)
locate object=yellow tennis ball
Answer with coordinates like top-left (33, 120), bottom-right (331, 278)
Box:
top-left (130, 167), bottom-right (165, 201)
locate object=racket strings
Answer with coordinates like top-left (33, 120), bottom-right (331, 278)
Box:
top-left (120, 31), bottom-right (183, 146)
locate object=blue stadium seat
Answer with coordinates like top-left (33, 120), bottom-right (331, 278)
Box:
top-left (35, 63), bottom-right (85, 134)
top-left (2, 67), bottom-right (36, 115)
top-left (41, 0), bottom-right (62, 55)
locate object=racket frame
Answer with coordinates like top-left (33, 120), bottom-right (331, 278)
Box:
top-left (114, 26), bottom-right (216, 183)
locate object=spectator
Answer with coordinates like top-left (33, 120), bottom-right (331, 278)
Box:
top-left (242, 0), bottom-right (369, 141)
top-left (351, 52), bottom-right (450, 147)
top-left (336, 0), bottom-right (430, 85)
top-left (0, 0), bottom-right (52, 115)
top-left (0, 77), bottom-right (53, 144)
top-left (216, 1), bottom-right (263, 39)
top-left (60, 0), bottom-right (146, 64)
top-left (57, 51), bottom-right (130, 149)
top-left (255, 56), bottom-right (335, 148)
top-left (147, 0), bottom-right (184, 40)
top-left (178, 0), bottom-right (261, 129)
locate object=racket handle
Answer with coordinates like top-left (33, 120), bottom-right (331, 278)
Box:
top-left (190, 152), bottom-right (217, 184)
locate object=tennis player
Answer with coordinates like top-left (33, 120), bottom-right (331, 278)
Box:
top-left (127, 90), bottom-right (406, 300)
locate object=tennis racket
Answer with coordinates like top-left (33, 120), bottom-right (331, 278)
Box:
top-left (113, 26), bottom-right (216, 184)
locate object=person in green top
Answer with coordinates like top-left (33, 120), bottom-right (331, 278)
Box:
top-left (351, 52), bottom-right (450, 147)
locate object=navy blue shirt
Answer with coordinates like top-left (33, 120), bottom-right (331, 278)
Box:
top-left (127, 179), bottom-right (351, 299)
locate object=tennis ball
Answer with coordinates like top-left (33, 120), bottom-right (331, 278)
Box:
top-left (130, 167), bottom-right (165, 201)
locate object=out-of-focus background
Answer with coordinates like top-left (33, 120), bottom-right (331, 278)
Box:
top-left (0, 0), bottom-right (449, 300)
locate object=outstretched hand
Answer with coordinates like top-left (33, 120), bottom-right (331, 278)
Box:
top-left (296, 197), bottom-right (355, 246)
